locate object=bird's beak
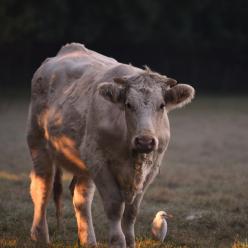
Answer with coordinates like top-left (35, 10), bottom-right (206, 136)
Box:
top-left (165, 213), bottom-right (173, 219)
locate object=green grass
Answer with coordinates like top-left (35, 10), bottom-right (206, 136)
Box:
top-left (0, 96), bottom-right (248, 247)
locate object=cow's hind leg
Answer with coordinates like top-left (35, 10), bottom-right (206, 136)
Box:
top-left (28, 139), bottom-right (54, 243)
top-left (70, 175), bottom-right (96, 246)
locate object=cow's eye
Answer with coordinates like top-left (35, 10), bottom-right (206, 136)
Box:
top-left (159, 103), bottom-right (165, 110)
top-left (126, 102), bottom-right (132, 109)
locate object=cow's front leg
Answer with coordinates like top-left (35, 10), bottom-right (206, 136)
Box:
top-left (122, 194), bottom-right (143, 248)
top-left (122, 167), bottom-right (159, 248)
top-left (70, 174), bottom-right (97, 246)
top-left (94, 166), bottom-right (126, 248)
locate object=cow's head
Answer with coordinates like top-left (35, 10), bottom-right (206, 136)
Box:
top-left (98, 69), bottom-right (195, 154)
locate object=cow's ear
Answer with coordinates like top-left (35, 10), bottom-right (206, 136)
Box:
top-left (164, 84), bottom-right (195, 112)
top-left (97, 82), bottom-right (126, 104)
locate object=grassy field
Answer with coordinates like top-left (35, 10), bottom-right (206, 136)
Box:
top-left (0, 96), bottom-right (247, 248)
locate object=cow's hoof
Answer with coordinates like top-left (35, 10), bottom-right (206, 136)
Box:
top-left (77, 238), bottom-right (97, 247)
top-left (110, 233), bottom-right (126, 248)
top-left (126, 240), bottom-right (135, 248)
top-left (110, 244), bottom-right (126, 248)
top-left (30, 226), bottom-right (49, 244)
top-left (124, 232), bottom-right (135, 248)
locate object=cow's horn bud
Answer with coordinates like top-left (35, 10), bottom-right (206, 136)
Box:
top-left (113, 77), bottom-right (127, 85)
top-left (165, 78), bottom-right (177, 87)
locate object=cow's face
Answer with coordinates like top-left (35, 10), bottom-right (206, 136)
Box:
top-left (98, 71), bottom-right (195, 154)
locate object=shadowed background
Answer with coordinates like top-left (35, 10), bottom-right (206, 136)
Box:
top-left (0, 1), bottom-right (248, 247)
top-left (0, 0), bottom-right (248, 95)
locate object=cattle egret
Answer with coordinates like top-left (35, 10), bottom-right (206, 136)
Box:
top-left (151, 211), bottom-right (173, 242)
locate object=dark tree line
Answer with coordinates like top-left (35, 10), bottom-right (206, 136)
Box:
top-left (0, 0), bottom-right (247, 93)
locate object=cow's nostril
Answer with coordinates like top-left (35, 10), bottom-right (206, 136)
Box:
top-left (150, 137), bottom-right (156, 146)
top-left (134, 135), bottom-right (156, 153)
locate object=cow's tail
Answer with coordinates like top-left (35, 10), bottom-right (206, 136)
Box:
top-left (53, 167), bottom-right (63, 228)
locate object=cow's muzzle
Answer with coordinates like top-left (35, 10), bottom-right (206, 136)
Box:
top-left (132, 135), bottom-right (157, 153)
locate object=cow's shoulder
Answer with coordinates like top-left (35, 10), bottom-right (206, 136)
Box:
top-left (30, 44), bottom-right (90, 98)
top-left (56, 43), bottom-right (118, 67)
top-left (38, 43), bottom-right (118, 82)
top-left (40, 43), bottom-right (90, 77)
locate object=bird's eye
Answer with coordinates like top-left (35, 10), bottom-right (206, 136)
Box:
top-left (160, 103), bottom-right (165, 110)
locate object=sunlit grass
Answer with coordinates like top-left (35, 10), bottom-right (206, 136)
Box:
top-left (0, 171), bottom-right (25, 181)
top-left (232, 240), bottom-right (248, 248)
top-left (0, 238), bottom-right (17, 247)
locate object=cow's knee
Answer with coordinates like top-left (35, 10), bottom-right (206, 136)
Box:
top-left (105, 198), bottom-right (124, 221)
top-left (123, 204), bottom-right (139, 225)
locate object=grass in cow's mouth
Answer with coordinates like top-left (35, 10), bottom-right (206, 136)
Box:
top-left (0, 95), bottom-right (248, 247)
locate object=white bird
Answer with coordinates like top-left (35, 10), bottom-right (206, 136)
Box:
top-left (151, 211), bottom-right (173, 242)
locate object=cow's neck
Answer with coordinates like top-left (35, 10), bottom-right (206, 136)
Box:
top-left (119, 151), bottom-right (156, 203)
top-left (131, 152), bottom-right (154, 191)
